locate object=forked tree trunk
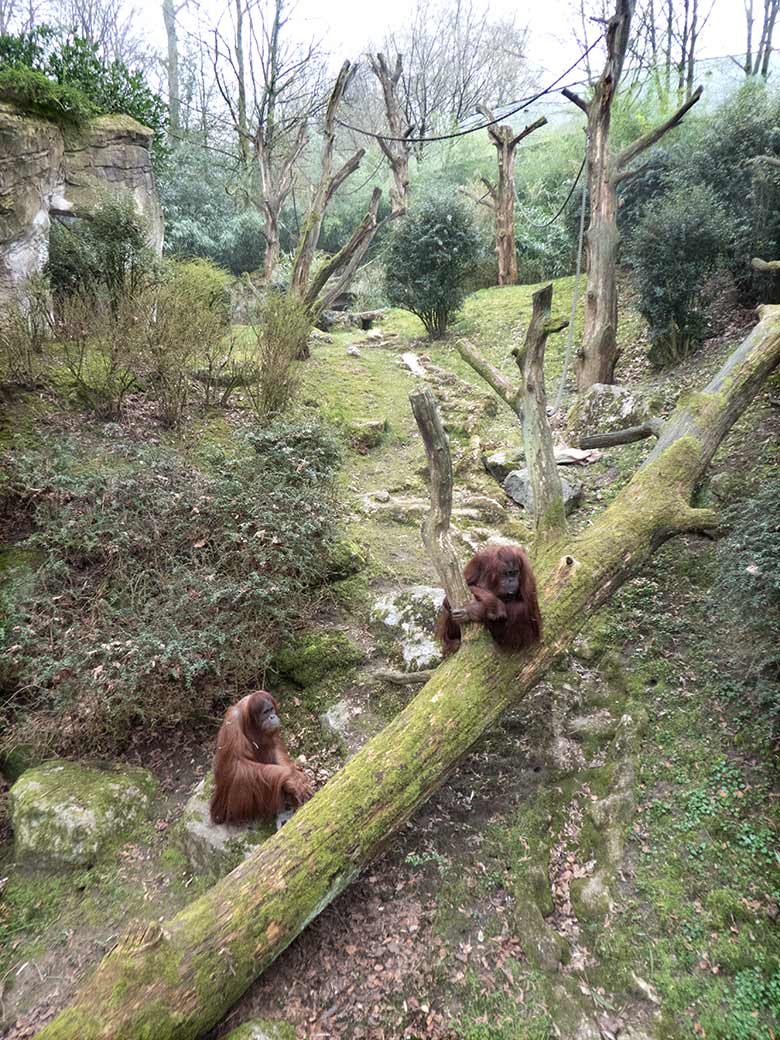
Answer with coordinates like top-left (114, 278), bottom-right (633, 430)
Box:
top-left (34, 309), bottom-right (780, 1040)
top-left (563, 0), bottom-right (702, 390)
top-left (479, 111), bottom-right (546, 287)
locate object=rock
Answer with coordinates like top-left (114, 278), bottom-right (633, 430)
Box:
top-left (371, 586), bottom-right (445, 670)
top-left (325, 536), bottom-right (367, 580)
top-left (366, 489), bottom-right (391, 503)
top-left (365, 329), bottom-right (383, 342)
top-left (177, 774), bottom-right (274, 878)
top-left (274, 630), bottom-right (365, 687)
top-left (482, 448), bottom-right (524, 483)
top-left (319, 699), bottom-right (385, 757)
top-left (359, 493), bottom-right (427, 524)
top-left (347, 418), bottom-right (389, 450)
top-left (400, 352), bottom-right (426, 377)
top-left (223, 1019), bottom-right (296, 1040)
top-left (566, 712), bottom-right (618, 740)
top-left (346, 345), bottom-right (361, 357)
top-left (503, 468), bottom-right (583, 515)
top-left (10, 760), bottom-right (158, 867)
top-left (457, 493), bottom-right (508, 524)
top-left (566, 383), bottom-right (650, 439)
top-left (0, 106), bottom-right (163, 309)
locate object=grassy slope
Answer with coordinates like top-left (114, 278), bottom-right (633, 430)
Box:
top-left (0, 277), bottom-right (778, 1039)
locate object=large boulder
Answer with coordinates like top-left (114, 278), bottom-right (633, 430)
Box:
top-left (61, 114), bottom-right (164, 251)
top-left (371, 585), bottom-right (445, 671)
top-left (0, 105), bottom-right (163, 309)
top-left (503, 468), bottom-right (583, 515)
top-left (274, 630), bottom-right (365, 687)
top-left (177, 773), bottom-right (274, 878)
top-left (10, 760), bottom-right (158, 867)
top-left (567, 383), bottom-right (650, 440)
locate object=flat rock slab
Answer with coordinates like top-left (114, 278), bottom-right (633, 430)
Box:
top-left (371, 585), bottom-right (445, 671)
top-left (178, 773), bottom-right (275, 878)
top-left (10, 760), bottom-right (158, 867)
top-left (503, 468), bottom-right (583, 515)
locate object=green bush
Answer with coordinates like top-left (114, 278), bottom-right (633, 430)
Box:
top-left (138, 260), bottom-right (232, 426)
top-left (628, 184), bottom-right (731, 366)
top-left (383, 194), bottom-right (481, 338)
top-left (59, 290), bottom-right (141, 419)
top-left (219, 209), bottom-right (266, 275)
top-left (0, 26), bottom-right (167, 166)
top-left (0, 421), bottom-right (341, 754)
top-left (0, 275), bottom-right (52, 387)
top-left (48, 194), bottom-right (156, 304)
top-left (243, 291), bottom-right (312, 422)
top-left (0, 64), bottom-right (96, 124)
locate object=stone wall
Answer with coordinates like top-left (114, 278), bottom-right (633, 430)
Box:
top-left (0, 105), bottom-right (164, 306)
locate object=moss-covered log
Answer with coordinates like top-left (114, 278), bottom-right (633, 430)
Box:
top-left (35, 307), bottom-right (780, 1040)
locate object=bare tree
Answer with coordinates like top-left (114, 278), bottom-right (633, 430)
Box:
top-left (162, 0), bottom-right (187, 138)
top-left (742, 0), bottom-right (780, 75)
top-left (209, 0), bottom-right (325, 276)
top-left (49, 0), bottom-right (150, 66)
top-left (563, 0), bottom-right (702, 390)
top-left (475, 109), bottom-right (546, 286)
top-left (384, 0), bottom-right (534, 157)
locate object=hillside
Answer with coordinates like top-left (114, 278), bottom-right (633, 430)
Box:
top-left (1, 277), bottom-right (778, 1040)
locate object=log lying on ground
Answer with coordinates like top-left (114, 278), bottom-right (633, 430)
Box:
top-left (35, 307), bottom-right (780, 1040)
top-left (579, 417), bottom-right (665, 449)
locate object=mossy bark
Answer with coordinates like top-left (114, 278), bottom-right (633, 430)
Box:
top-left (34, 307), bottom-right (780, 1040)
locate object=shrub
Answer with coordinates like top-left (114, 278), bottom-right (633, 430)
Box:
top-left (627, 184), bottom-right (731, 367)
top-left (0, 276), bottom-right (52, 387)
top-left (219, 209), bottom-right (266, 275)
top-left (59, 291), bottom-right (141, 419)
top-left (48, 194), bottom-right (156, 305)
top-left (383, 194), bottom-right (481, 338)
top-left (0, 422), bottom-right (341, 754)
top-left (136, 261), bottom-right (230, 426)
top-left (0, 26), bottom-right (167, 167)
top-left (0, 64), bottom-right (96, 125)
top-left (243, 292), bottom-right (311, 422)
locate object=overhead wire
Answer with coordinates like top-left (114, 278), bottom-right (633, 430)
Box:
top-left (332, 38), bottom-right (602, 146)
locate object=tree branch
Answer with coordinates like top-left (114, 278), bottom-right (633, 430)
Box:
top-left (510, 115), bottom-right (547, 149)
top-left (562, 86), bottom-right (588, 113)
top-left (455, 339), bottom-right (522, 417)
top-left (616, 85), bottom-right (703, 173)
top-left (409, 385), bottom-right (475, 617)
top-left (578, 418), bottom-right (665, 449)
top-left (512, 283), bottom-right (567, 539)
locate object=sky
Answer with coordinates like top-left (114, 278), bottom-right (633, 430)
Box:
top-left (156, 0), bottom-right (747, 84)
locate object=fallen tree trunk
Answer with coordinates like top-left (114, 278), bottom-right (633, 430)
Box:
top-left (36, 307), bottom-right (780, 1040)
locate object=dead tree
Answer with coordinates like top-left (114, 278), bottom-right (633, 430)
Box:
top-left (34, 304), bottom-right (780, 1040)
top-left (562, 0), bottom-right (702, 390)
top-left (291, 54), bottom-right (411, 321)
top-left (477, 110), bottom-right (546, 286)
top-left (457, 284), bottom-right (568, 540)
top-left (368, 53), bottom-right (412, 219)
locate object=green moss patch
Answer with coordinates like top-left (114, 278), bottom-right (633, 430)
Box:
top-left (273, 630), bottom-right (365, 688)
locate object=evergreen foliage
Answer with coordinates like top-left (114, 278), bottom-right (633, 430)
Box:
top-left (383, 194), bottom-right (480, 338)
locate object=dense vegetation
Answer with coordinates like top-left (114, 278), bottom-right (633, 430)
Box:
top-left (0, 25), bottom-right (167, 163)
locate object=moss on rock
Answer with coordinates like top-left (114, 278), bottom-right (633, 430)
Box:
top-left (9, 760), bottom-right (158, 867)
top-left (273, 630), bottom-right (365, 687)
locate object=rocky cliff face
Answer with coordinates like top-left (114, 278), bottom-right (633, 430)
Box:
top-left (0, 105), bottom-right (164, 306)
